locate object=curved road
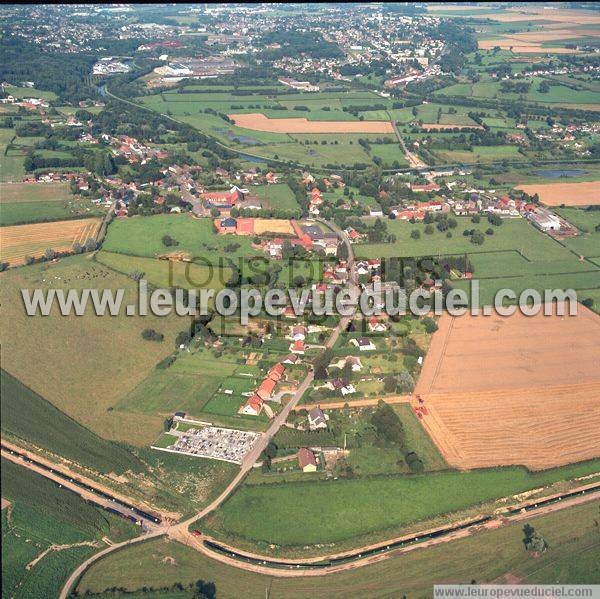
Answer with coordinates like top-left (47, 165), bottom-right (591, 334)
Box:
top-left (59, 224), bottom-right (357, 598)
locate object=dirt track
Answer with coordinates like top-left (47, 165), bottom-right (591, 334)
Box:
top-left (229, 113), bottom-right (394, 134)
top-left (295, 394), bottom-right (412, 411)
top-left (0, 218), bottom-right (101, 265)
top-left (515, 181), bottom-right (600, 206)
top-left (414, 306), bottom-right (600, 470)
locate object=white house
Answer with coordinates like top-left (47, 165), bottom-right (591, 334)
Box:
top-left (350, 337), bottom-right (377, 351)
top-left (308, 407), bottom-right (329, 430)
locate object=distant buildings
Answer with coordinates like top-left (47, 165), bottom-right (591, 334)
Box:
top-left (92, 58), bottom-right (131, 75)
top-left (278, 77), bottom-right (320, 92)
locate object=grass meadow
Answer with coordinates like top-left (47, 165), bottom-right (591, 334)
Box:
top-left (204, 459), bottom-right (600, 548)
top-left (1, 369), bottom-right (145, 474)
top-left (0, 255), bottom-right (187, 445)
top-left (102, 214), bottom-right (258, 264)
top-left (0, 182), bottom-right (104, 226)
top-left (250, 183), bottom-right (301, 212)
top-left (354, 215), bottom-right (600, 306)
top-left (134, 87), bottom-right (402, 168)
top-left (77, 500), bottom-right (599, 597)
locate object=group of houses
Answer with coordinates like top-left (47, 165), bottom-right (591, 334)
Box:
top-left (389, 191), bottom-right (538, 222)
top-left (240, 355), bottom-right (299, 417)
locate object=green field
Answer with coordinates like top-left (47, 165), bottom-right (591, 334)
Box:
top-left (432, 145), bottom-right (523, 164)
top-left (0, 128), bottom-right (25, 182)
top-left (393, 404), bottom-right (448, 471)
top-left (351, 215), bottom-right (599, 306)
top-left (436, 76), bottom-right (600, 106)
top-left (102, 214), bottom-right (258, 264)
top-left (2, 457), bottom-right (138, 599)
top-left (355, 217), bottom-right (572, 259)
top-left (554, 208), bottom-right (600, 259)
top-left (0, 255), bottom-right (187, 445)
top-left (133, 88), bottom-right (398, 168)
top-left (76, 500), bottom-right (600, 597)
top-left (95, 250), bottom-right (231, 293)
top-left (245, 139), bottom-right (373, 168)
top-left (1, 370), bottom-right (144, 474)
top-left (119, 350), bottom-right (241, 417)
top-left (3, 85), bottom-right (57, 101)
top-left (0, 182), bottom-right (104, 226)
top-left (250, 183), bottom-right (301, 212)
top-left (204, 460), bottom-right (599, 549)
top-left (0, 199), bottom-right (104, 226)
top-left (369, 143), bottom-right (408, 166)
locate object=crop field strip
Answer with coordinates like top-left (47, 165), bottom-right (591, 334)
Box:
top-left (0, 217), bottom-right (101, 265)
top-left (515, 181), bottom-right (600, 206)
top-left (229, 113), bottom-right (395, 134)
top-left (415, 306), bottom-right (600, 470)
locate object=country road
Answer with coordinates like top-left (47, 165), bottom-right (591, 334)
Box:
top-left (58, 222), bottom-right (358, 599)
top-left (388, 111), bottom-right (428, 169)
top-left (174, 481), bottom-right (600, 578)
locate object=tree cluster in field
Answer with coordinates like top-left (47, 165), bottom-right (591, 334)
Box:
top-left (371, 400), bottom-right (424, 472)
top-left (141, 328), bottom-right (164, 342)
top-left (21, 239), bottom-right (99, 267)
top-left (161, 235), bottom-right (179, 248)
top-left (82, 578), bottom-right (216, 598)
top-left (522, 524), bottom-right (548, 553)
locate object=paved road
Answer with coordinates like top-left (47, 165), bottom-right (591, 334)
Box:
top-left (59, 222), bottom-right (357, 598)
top-left (171, 221), bottom-right (357, 529)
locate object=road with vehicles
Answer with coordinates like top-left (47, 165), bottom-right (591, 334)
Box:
top-left (1, 442), bottom-right (162, 528)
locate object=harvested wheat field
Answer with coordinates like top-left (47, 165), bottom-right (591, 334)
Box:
top-left (0, 218), bottom-right (101, 265)
top-left (229, 113), bottom-right (394, 134)
top-left (492, 8), bottom-right (600, 25)
top-left (414, 305), bottom-right (600, 470)
top-left (478, 40), bottom-right (581, 54)
top-left (515, 181), bottom-right (600, 206)
top-left (253, 218), bottom-right (295, 235)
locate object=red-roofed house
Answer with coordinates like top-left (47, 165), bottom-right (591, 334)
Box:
top-left (411, 182), bottom-right (440, 193)
top-left (256, 378), bottom-right (277, 401)
top-left (297, 448), bottom-right (318, 472)
top-left (290, 340), bottom-right (305, 355)
top-left (201, 187), bottom-right (244, 209)
top-left (241, 394), bottom-right (264, 416)
top-left (368, 317), bottom-right (387, 333)
top-left (393, 209), bottom-right (425, 221)
top-left (267, 363), bottom-right (286, 382)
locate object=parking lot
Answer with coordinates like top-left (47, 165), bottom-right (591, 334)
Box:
top-left (167, 426), bottom-right (262, 464)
